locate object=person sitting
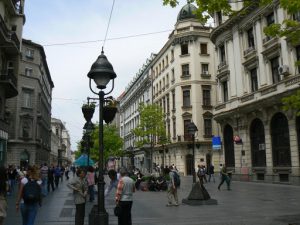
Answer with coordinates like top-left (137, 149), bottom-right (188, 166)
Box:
top-left (135, 172), bottom-right (143, 190)
top-left (148, 175), bottom-right (157, 192)
top-left (156, 175), bottom-right (167, 191)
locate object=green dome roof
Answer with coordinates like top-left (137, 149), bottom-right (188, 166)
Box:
top-left (177, 3), bottom-right (197, 21)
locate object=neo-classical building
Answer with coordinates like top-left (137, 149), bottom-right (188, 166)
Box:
top-left (6, 39), bottom-right (54, 167)
top-left (0, 0), bottom-right (25, 166)
top-left (151, 3), bottom-right (219, 175)
top-left (211, 0), bottom-right (300, 184)
top-left (119, 3), bottom-right (219, 175)
top-left (119, 54), bottom-right (155, 172)
top-left (51, 118), bottom-right (72, 166)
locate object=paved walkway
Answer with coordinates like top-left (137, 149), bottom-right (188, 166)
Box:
top-left (5, 176), bottom-right (300, 225)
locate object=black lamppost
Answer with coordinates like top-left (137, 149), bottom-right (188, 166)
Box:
top-left (187, 122), bottom-right (198, 183)
top-left (83, 121), bottom-right (94, 167)
top-left (87, 50), bottom-right (116, 225)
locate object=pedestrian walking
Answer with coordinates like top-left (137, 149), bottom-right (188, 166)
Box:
top-left (115, 167), bottom-right (135, 225)
top-left (67, 168), bottom-right (88, 225)
top-left (7, 165), bottom-right (17, 195)
top-left (86, 166), bottom-right (95, 202)
top-left (0, 167), bottom-right (8, 225)
top-left (47, 165), bottom-right (55, 192)
top-left (166, 165), bottom-right (179, 206)
top-left (40, 163), bottom-right (48, 196)
top-left (105, 169), bottom-right (118, 197)
top-left (218, 164), bottom-right (231, 190)
top-left (16, 165), bottom-right (42, 225)
top-left (197, 165), bottom-right (206, 186)
top-left (54, 165), bottom-right (61, 188)
top-left (208, 164), bottom-right (215, 183)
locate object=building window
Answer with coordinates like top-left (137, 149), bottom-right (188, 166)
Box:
top-left (166, 94), bottom-right (170, 113)
top-left (184, 120), bottom-right (191, 138)
top-left (172, 90), bottom-right (175, 110)
top-left (296, 46), bottom-right (300, 74)
top-left (216, 11), bottom-right (222, 25)
top-left (171, 49), bottom-right (174, 61)
top-left (166, 74), bottom-right (169, 86)
top-left (219, 45), bottom-right (226, 64)
top-left (293, 11), bottom-right (300, 22)
top-left (204, 119), bottom-right (212, 137)
top-left (23, 90), bottom-right (32, 108)
top-left (183, 90), bottom-right (191, 107)
top-left (266, 12), bottom-right (275, 26)
top-left (203, 89), bottom-right (211, 106)
top-left (200, 43), bottom-right (208, 54)
top-left (247, 27), bottom-right (255, 48)
top-left (22, 120), bottom-right (31, 138)
top-left (270, 57), bottom-right (280, 84)
top-left (25, 68), bottom-right (33, 76)
top-left (222, 81), bottom-right (228, 102)
top-left (250, 68), bottom-right (258, 92)
top-left (182, 64), bottom-right (190, 76)
top-left (181, 43), bottom-right (189, 55)
top-left (172, 119), bottom-right (176, 139)
top-left (201, 64), bottom-right (209, 74)
top-left (171, 68), bottom-right (175, 82)
top-left (25, 49), bottom-right (34, 59)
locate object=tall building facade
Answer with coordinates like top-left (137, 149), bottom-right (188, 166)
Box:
top-left (0, 0), bottom-right (25, 166)
top-left (151, 3), bottom-right (219, 175)
top-left (51, 118), bottom-right (72, 166)
top-left (211, 0), bottom-right (300, 184)
top-left (6, 39), bottom-right (54, 167)
top-left (119, 54), bottom-right (155, 172)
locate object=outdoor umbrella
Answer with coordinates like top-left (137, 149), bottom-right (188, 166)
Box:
top-left (74, 154), bottom-right (95, 166)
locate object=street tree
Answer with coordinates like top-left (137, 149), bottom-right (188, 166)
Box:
top-left (75, 124), bottom-right (123, 162)
top-left (132, 103), bottom-right (167, 172)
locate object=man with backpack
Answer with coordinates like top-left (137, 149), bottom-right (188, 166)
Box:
top-left (166, 165), bottom-right (179, 207)
top-left (15, 165), bottom-right (42, 225)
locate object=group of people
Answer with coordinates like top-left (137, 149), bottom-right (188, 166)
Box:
top-left (0, 163), bottom-right (74, 225)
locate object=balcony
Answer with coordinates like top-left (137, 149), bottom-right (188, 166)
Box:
top-left (0, 14), bottom-right (20, 54)
top-left (218, 61), bottom-right (227, 70)
top-left (0, 71), bottom-right (18, 98)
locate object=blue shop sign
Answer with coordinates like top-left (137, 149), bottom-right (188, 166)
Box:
top-left (212, 136), bottom-right (221, 150)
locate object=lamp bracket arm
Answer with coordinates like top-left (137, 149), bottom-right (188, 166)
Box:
top-left (89, 79), bottom-right (99, 95)
top-left (104, 79), bottom-right (115, 96)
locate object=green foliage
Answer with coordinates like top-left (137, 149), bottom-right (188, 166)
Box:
top-left (132, 103), bottom-right (167, 147)
top-left (282, 90), bottom-right (300, 116)
top-left (76, 124), bottom-right (123, 162)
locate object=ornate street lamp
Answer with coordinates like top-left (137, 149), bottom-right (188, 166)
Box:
top-left (187, 121), bottom-right (198, 183)
top-left (182, 121), bottom-right (217, 205)
top-left (87, 50), bottom-right (116, 225)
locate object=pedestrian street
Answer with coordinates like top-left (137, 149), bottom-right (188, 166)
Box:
top-left (5, 175), bottom-right (300, 225)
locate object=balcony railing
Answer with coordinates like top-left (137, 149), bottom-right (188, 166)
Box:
top-left (218, 61), bottom-right (227, 69)
top-left (0, 71), bottom-right (17, 87)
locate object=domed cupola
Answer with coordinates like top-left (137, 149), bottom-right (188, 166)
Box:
top-left (177, 2), bottom-right (198, 22)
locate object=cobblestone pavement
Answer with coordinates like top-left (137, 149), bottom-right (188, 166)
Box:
top-left (5, 176), bottom-right (300, 225)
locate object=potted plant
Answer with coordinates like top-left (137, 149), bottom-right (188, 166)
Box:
top-left (82, 103), bottom-right (95, 122)
top-left (103, 99), bottom-right (118, 124)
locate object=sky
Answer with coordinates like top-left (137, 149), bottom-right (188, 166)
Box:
top-left (23, 0), bottom-right (188, 150)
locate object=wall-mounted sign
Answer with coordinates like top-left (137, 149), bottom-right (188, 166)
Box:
top-left (212, 136), bottom-right (221, 150)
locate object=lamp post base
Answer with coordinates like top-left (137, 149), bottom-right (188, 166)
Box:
top-left (89, 205), bottom-right (109, 225)
top-left (182, 182), bottom-right (218, 206)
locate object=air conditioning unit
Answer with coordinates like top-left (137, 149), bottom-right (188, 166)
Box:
top-left (278, 65), bottom-right (289, 76)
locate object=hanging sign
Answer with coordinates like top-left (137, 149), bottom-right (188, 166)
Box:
top-left (212, 136), bottom-right (221, 150)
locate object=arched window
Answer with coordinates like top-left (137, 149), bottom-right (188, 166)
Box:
top-left (250, 118), bottom-right (266, 167)
top-left (223, 124), bottom-right (235, 167)
top-left (271, 113), bottom-right (291, 166)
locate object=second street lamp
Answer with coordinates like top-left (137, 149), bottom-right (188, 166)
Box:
top-left (87, 50), bottom-right (116, 225)
top-left (187, 122), bottom-right (198, 184)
